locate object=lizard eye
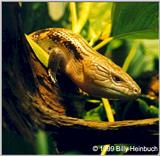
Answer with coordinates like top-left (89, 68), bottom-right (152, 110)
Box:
top-left (112, 76), bottom-right (122, 83)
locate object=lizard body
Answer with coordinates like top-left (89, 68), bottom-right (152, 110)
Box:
top-left (29, 28), bottom-right (141, 99)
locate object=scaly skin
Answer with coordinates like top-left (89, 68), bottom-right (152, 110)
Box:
top-left (29, 28), bottom-right (141, 99)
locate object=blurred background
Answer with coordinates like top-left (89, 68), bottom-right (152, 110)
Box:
top-left (2, 2), bottom-right (159, 155)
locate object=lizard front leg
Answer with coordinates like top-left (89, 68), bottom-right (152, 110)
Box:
top-left (48, 47), bottom-right (66, 85)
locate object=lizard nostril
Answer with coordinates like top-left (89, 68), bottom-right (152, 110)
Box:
top-left (133, 88), bottom-right (140, 95)
top-left (134, 89), bottom-right (138, 93)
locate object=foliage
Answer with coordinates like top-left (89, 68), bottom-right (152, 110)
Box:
top-left (111, 2), bottom-right (158, 39)
top-left (4, 2), bottom-right (159, 155)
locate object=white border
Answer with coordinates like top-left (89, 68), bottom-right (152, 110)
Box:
top-left (1, 1), bottom-right (159, 156)
top-left (1, 0), bottom-right (160, 2)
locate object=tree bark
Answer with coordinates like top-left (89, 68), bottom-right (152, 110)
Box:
top-left (2, 2), bottom-right (159, 152)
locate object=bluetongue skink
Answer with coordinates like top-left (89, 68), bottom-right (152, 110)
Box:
top-left (29, 28), bottom-right (141, 99)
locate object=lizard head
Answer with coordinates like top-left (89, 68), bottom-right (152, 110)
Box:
top-left (81, 55), bottom-right (141, 99)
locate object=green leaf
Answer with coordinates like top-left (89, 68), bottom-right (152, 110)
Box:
top-left (149, 105), bottom-right (158, 117)
top-left (111, 2), bottom-right (158, 39)
top-left (106, 39), bottom-right (123, 53)
top-left (25, 34), bottom-right (49, 67)
top-left (127, 40), bottom-right (158, 77)
top-left (84, 104), bottom-right (106, 121)
top-left (138, 99), bottom-right (149, 115)
top-left (138, 99), bottom-right (158, 117)
top-left (87, 99), bottom-right (101, 104)
top-left (136, 39), bottom-right (158, 57)
top-left (75, 2), bottom-right (91, 33)
top-left (35, 130), bottom-right (48, 154)
top-left (87, 2), bottom-right (113, 45)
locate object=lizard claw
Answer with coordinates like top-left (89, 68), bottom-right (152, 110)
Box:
top-left (48, 68), bottom-right (57, 84)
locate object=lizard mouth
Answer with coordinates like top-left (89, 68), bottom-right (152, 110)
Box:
top-left (81, 84), bottom-right (140, 100)
top-left (103, 87), bottom-right (140, 100)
